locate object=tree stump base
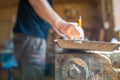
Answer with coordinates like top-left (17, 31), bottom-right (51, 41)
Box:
top-left (55, 52), bottom-right (118, 80)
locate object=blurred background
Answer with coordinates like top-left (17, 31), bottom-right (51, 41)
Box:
top-left (0, 0), bottom-right (120, 80)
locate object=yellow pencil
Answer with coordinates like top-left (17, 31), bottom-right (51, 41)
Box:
top-left (78, 16), bottom-right (82, 27)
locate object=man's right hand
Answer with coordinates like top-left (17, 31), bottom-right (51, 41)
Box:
top-left (54, 21), bottom-right (82, 40)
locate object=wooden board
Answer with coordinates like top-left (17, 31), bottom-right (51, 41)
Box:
top-left (54, 39), bottom-right (119, 51)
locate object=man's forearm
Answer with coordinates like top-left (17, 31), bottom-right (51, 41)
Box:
top-left (29, 0), bottom-right (82, 40)
top-left (29, 0), bottom-right (63, 28)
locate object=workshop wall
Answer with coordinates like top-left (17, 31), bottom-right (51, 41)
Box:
top-left (0, 0), bottom-right (18, 49)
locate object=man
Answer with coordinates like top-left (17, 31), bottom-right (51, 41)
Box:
top-left (13, 0), bottom-right (81, 80)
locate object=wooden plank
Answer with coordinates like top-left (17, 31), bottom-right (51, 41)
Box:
top-left (55, 39), bottom-right (119, 51)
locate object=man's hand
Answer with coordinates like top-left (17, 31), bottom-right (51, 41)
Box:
top-left (55, 21), bottom-right (82, 40)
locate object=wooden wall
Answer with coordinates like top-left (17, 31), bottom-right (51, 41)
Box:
top-left (102, 0), bottom-right (119, 41)
top-left (112, 0), bottom-right (120, 40)
top-left (0, 0), bottom-right (18, 48)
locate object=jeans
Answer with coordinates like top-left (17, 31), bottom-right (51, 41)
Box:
top-left (13, 33), bottom-right (47, 80)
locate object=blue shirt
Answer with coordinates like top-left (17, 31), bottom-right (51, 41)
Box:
top-left (13, 0), bottom-right (53, 40)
